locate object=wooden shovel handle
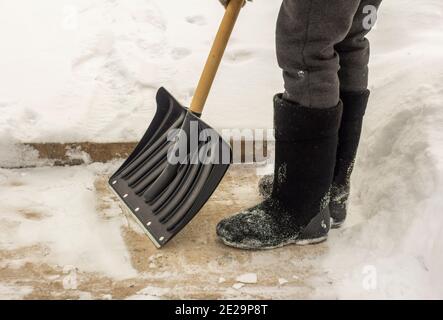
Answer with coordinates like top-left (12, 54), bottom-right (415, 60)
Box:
top-left (189, 0), bottom-right (244, 114)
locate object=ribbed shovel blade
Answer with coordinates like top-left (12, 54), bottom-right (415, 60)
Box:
top-left (109, 87), bottom-right (231, 248)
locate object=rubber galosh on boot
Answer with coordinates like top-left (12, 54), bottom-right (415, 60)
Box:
top-left (217, 199), bottom-right (329, 249)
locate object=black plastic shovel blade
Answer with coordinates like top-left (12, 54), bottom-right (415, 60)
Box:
top-left (109, 87), bottom-right (232, 248)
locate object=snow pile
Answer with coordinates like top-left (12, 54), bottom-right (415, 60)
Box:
top-left (320, 0), bottom-right (443, 299)
top-left (0, 135), bottom-right (46, 168)
top-left (0, 0), bottom-right (279, 143)
top-left (322, 84), bottom-right (443, 298)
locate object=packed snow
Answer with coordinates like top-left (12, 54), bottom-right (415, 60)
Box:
top-left (232, 283), bottom-right (246, 290)
top-left (0, 163), bottom-right (136, 279)
top-left (236, 273), bottom-right (258, 284)
top-left (0, 0), bottom-right (443, 299)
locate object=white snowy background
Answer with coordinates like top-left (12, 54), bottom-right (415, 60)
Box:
top-left (0, 0), bottom-right (281, 142)
top-left (1, 0), bottom-right (443, 299)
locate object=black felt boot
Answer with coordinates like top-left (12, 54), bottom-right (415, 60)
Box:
top-left (257, 91), bottom-right (370, 229)
top-left (216, 95), bottom-right (343, 250)
top-left (330, 90), bottom-right (369, 228)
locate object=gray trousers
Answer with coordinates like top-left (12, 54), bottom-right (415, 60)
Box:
top-left (276, 0), bottom-right (382, 108)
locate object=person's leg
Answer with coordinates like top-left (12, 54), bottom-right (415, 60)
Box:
top-left (216, 95), bottom-right (343, 249)
top-left (257, 0), bottom-right (368, 197)
top-left (336, 0), bottom-right (382, 92)
top-left (276, 0), bottom-right (361, 109)
top-left (216, 1), bottom-right (361, 250)
top-left (330, 0), bottom-right (382, 228)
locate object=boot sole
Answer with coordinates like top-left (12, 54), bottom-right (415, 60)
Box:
top-left (218, 205), bottom-right (331, 250)
top-left (219, 235), bottom-right (328, 251)
top-left (219, 221), bottom-right (342, 250)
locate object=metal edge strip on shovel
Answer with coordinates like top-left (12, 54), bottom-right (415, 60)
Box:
top-left (109, 0), bottom-right (245, 248)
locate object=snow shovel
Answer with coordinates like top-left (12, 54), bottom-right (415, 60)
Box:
top-left (109, 0), bottom-right (244, 248)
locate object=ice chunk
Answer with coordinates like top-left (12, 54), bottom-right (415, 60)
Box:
top-left (236, 273), bottom-right (257, 284)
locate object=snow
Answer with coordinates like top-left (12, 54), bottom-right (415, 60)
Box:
top-left (0, 135), bottom-right (52, 168)
top-left (0, 0), bottom-right (443, 299)
top-left (0, 0), bottom-right (279, 143)
top-left (316, 0), bottom-right (443, 299)
top-left (65, 146), bottom-right (92, 165)
top-left (0, 163), bottom-right (136, 279)
top-left (232, 283), bottom-right (245, 290)
top-left (0, 284), bottom-right (33, 300)
top-left (236, 273), bottom-right (258, 284)
top-left (127, 286), bottom-right (171, 300)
